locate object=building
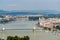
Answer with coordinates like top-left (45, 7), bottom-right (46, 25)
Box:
top-left (38, 17), bottom-right (60, 29)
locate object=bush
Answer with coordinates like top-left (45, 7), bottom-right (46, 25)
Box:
top-left (48, 28), bottom-right (51, 31)
top-left (43, 27), bottom-right (48, 30)
top-left (7, 36), bottom-right (30, 40)
top-left (55, 25), bottom-right (60, 30)
top-left (0, 38), bottom-right (4, 40)
top-left (7, 36), bottom-right (14, 40)
top-left (23, 36), bottom-right (29, 40)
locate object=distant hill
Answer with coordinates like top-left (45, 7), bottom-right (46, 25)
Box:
top-left (0, 10), bottom-right (7, 13)
top-left (0, 10), bottom-right (60, 18)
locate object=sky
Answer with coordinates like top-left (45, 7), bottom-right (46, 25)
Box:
top-left (0, 0), bottom-right (60, 11)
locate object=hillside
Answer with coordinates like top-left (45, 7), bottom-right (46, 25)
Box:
top-left (0, 10), bottom-right (60, 17)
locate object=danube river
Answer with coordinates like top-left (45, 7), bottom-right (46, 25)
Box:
top-left (0, 21), bottom-right (60, 40)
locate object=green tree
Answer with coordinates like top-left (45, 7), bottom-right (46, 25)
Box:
top-left (55, 25), bottom-right (60, 30)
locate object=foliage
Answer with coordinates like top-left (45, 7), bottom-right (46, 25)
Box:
top-left (7, 36), bottom-right (30, 40)
top-left (55, 25), bottom-right (60, 30)
top-left (0, 36), bottom-right (30, 40)
top-left (43, 27), bottom-right (48, 30)
top-left (48, 28), bottom-right (51, 31)
top-left (0, 38), bottom-right (4, 40)
top-left (29, 16), bottom-right (39, 21)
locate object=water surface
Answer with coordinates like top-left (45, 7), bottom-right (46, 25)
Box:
top-left (0, 21), bottom-right (60, 40)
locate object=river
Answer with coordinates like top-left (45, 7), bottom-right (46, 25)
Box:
top-left (0, 21), bottom-right (60, 40)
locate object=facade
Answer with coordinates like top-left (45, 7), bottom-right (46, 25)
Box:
top-left (39, 17), bottom-right (60, 29)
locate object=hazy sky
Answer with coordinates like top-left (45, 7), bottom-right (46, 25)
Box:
top-left (0, 0), bottom-right (60, 11)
